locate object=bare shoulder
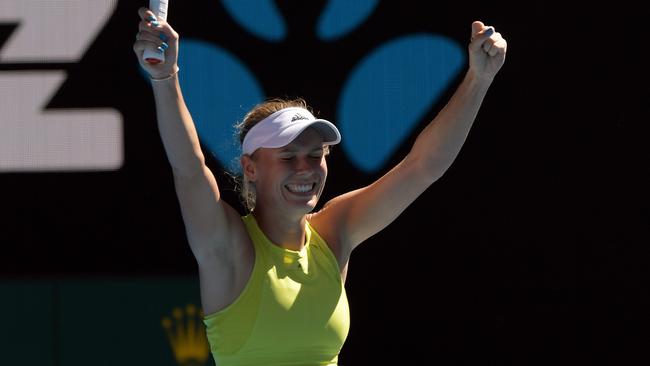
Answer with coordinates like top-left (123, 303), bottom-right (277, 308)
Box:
top-left (309, 156), bottom-right (433, 254)
top-left (307, 211), bottom-right (351, 271)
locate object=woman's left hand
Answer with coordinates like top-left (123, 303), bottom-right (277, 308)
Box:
top-left (468, 21), bottom-right (507, 81)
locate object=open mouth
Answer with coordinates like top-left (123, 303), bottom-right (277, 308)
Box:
top-left (284, 183), bottom-right (316, 195)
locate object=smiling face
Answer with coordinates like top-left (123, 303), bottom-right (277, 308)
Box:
top-left (242, 127), bottom-right (328, 216)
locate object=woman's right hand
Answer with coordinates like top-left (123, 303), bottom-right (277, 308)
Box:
top-left (133, 7), bottom-right (179, 79)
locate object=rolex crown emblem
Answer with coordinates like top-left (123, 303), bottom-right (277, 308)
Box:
top-left (161, 304), bottom-right (210, 366)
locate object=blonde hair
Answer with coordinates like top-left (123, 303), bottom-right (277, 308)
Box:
top-left (234, 97), bottom-right (329, 212)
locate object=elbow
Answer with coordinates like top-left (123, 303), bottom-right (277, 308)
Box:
top-left (171, 159), bottom-right (208, 180)
top-left (407, 141), bottom-right (457, 183)
top-left (408, 152), bottom-right (452, 184)
top-left (423, 163), bottom-right (449, 184)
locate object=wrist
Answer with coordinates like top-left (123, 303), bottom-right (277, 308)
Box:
top-left (465, 69), bottom-right (494, 89)
top-left (150, 65), bottom-right (180, 82)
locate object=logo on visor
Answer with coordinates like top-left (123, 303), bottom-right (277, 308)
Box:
top-left (291, 113), bottom-right (310, 122)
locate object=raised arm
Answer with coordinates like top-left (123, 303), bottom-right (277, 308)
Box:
top-left (133, 8), bottom-right (246, 266)
top-left (312, 21), bottom-right (507, 253)
top-left (408, 21), bottom-right (507, 178)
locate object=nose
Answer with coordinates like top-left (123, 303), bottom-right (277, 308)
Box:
top-left (294, 156), bottom-right (311, 174)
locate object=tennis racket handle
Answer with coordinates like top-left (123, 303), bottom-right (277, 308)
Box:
top-left (143, 0), bottom-right (169, 65)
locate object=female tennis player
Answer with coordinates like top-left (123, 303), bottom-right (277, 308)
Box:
top-left (134, 6), bottom-right (507, 365)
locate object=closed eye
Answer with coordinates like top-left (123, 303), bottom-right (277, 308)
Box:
top-left (310, 148), bottom-right (325, 159)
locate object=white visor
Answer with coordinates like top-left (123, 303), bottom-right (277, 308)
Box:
top-left (242, 107), bottom-right (341, 155)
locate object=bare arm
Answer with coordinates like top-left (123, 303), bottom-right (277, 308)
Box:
top-left (313, 21), bottom-right (507, 252)
top-left (409, 22), bottom-right (507, 181)
top-left (133, 8), bottom-right (244, 264)
top-left (152, 75), bottom-right (244, 260)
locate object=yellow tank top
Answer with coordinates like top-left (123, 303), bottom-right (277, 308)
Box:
top-left (203, 214), bottom-right (350, 366)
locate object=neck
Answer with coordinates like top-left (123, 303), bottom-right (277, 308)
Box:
top-left (252, 205), bottom-right (308, 251)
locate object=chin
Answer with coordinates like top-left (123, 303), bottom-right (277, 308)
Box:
top-left (293, 198), bottom-right (318, 211)
top-left (286, 198), bottom-right (320, 216)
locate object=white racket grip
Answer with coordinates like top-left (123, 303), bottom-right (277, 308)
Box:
top-left (142, 0), bottom-right (169, 65)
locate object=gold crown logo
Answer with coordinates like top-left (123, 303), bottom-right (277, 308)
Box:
top-left (162, 304), bottom-right (210, 366)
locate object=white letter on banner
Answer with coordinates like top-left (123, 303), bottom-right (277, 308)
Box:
top-left (0, 72), bottom-right (123, 171)
top-left (0, 0), bottom-right (123, 172)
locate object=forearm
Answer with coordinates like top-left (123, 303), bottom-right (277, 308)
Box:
top-left (151, 74), bottom-right (206, 177)
top-left (409, 70), bottom-right (493, 180)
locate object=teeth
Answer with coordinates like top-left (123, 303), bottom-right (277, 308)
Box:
top-left (286, 183), bottom-right (314, 193)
